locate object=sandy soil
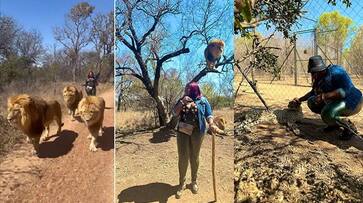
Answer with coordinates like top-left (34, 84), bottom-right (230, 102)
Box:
top-left (0, 88), bottom-right (114, 203)
top-left (234, 78), bottom-right (363, 202)
top-left (115, 110), bottom-right (234, 203)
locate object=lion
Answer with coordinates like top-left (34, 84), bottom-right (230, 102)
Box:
top-left (208, 115), bottom-right (227, 135)
top-left (7, 94), bottom-right (63, 154)
top-left (63, 86), bottom-right (83, 121)
top-left (78, 96), bottom-right (105, 152)
top-left (204, 39), bottom-right (225, 69)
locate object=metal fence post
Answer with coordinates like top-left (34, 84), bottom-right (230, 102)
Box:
top-left (313, 28), bottom-right (318, 55)
top-left (294, 41), bottom-right (298, 86)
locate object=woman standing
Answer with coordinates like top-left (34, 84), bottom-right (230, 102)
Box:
top-left (172, 82), bottom-right (219, 199)
top-left (85, 70), bottom-right (99, 96)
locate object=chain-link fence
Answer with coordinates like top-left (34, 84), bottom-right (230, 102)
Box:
top-left (234, 3), bottom-right (363, 201)
top-left (235, 0), bottom-right (363, 111)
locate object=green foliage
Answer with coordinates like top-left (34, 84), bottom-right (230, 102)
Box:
top-left (0, 57), bottom-right (29, 86)
top-left (317, 10), bottom-right (353, 47)
top-left (327, 0), bottom-right (352, 6)
top-left (234, 0), bottom-right (352, 39)
top-left (252, 46), bottom-right (279, 74)
top-left (236, 0), bottom-right (252, 23)
top-left (201, 82), bottom-right (233, 109)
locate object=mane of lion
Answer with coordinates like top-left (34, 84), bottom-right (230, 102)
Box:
top-left (78, 96), bottom-right (105, 152)
top-left (204, 39), bottom-right (225, 69)
top-left (7, 94), bottom-right (63, 153)
top-left (63, 86), bottom-right (83, 119)
top-left (7, 94), bottom-right (47, 137)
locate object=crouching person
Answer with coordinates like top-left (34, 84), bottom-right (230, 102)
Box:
top-left (290, 55), bottom-right (362, 140)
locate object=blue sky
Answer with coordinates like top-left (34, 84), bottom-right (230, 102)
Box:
top-left (0, 0), bottom-right (113, 48)
top-left (115, 0), bottom-right (234, 95)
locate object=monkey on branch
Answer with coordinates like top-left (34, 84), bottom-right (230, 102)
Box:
top-left (204, 39), bottom-right (225, 70)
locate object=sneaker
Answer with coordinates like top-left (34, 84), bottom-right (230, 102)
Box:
top-left (191, 181), bottom-right (198, 194)
top-left (175, 183), bottom-right (186, 199)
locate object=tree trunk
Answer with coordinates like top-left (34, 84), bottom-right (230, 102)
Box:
top-left (72, 67), bottom-right (76, 82)
top-left (71, 56), bottom-right (77, 82)
top-left (117, 92), bottom-right (122, 112)
top-left (154, 96), bottom-right (168, 126)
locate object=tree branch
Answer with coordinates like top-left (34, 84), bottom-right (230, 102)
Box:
top-left (153, 47), bottom-right (190, 94)
top-left (115, 66), bottom-right (144, 83)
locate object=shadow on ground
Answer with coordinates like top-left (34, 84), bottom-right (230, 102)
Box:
top-left (118, 182), bottom-right (178, 203)
top-left (149, 127), bottom-right (176, 144)
top-left (297, 118), bottom-right (363, 151)
top-left (38, 130), bottom-right (78, 158)
top-left (98, 126), bottom-right (114, 151)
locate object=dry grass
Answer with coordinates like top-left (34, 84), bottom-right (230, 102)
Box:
top-left (115, 110), bottom-right (158, 131)
top-left (116, 107), bottom-right (234, 132)
top-left (0, 115), bottom-right (24, 162)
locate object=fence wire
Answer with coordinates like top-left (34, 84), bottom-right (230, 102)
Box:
top-left (235, 0), bottom-right (363, 111)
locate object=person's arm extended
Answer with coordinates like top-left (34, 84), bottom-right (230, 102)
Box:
top-left (204, 98), bottom-right (218, 131)
top-left (298, 90), bottom-right (314, 102)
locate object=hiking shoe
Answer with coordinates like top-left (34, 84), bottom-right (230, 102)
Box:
top-left (337, 119), bottom-right (359, 135)
top-left (191, 181), bottom-right (198, 194)
top-left (175, 183), bottom-right (186, 199)
top-left (339, 128), bottom-right (354, 141)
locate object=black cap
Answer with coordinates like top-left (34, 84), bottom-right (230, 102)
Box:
top-left (308, 55), bottom-right (326, 73)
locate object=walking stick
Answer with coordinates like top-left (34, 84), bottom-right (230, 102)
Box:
top-left (212, 131), bottom-right (217, 202)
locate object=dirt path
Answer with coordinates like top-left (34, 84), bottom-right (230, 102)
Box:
top-left (0, 89), bottom-right (114, 203)
top-left (115, 129), bottom-right (234, 203)
top-left (234, 81), bottom-right (363, 202)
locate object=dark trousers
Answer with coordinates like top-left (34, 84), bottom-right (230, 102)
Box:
top-left (307, 96), bottom-right (363, 126)
top-left (177, 130), bottom-right (204, 185)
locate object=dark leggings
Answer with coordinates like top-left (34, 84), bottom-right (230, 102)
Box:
top-left (307, 96), bottom-right (362, 126)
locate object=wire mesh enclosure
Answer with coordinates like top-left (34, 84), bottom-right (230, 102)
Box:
top-left (235, 0), bottom-right (363, 110)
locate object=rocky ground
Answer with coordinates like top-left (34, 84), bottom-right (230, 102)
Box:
top-left (0, 89), bottom-right (114, 202)
top-left (115, 109), bottom-right (235, 203)
top-left (234, 108), bottom-right (363, 202)
top-left (234, 80), bottom-right (363, 203)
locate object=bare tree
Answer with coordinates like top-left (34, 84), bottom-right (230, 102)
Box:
top-left (53, 2), bottom-right (94, 82)
top-left (116, 0), bottom-right (232, 126)
top-left (0, 16), bottom-right (20, 60)
top-left (15, 30), bottom-right (44, 64)
top-left (91, 11), bottom-right (114, 81)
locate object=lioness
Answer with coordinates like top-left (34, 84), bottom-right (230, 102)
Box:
top-left (7, 94), bottom-right (63, 154)
top-left (78, 96), bottom-right (105, 152)
top-left (63, 86), bottom-right (83, 121)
